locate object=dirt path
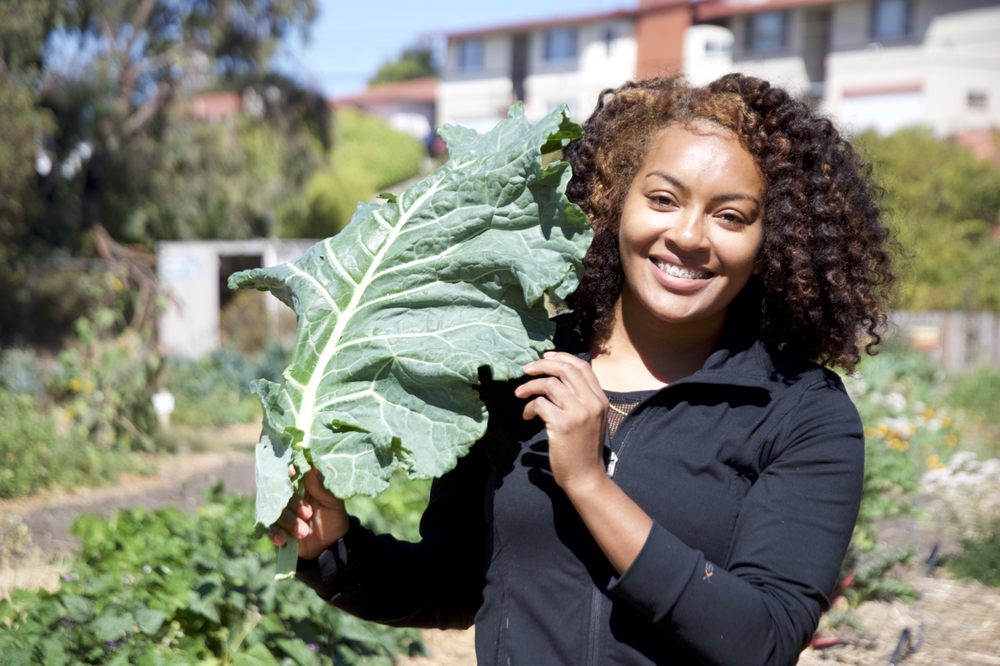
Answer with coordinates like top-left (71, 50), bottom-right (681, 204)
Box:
top-left (2, 428), bottom-right (998, 664)
top-left (0, 424), bottom-right (258, 596)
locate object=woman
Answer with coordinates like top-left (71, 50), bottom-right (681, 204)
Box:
top-left (271, 73), bottom-right (895, 665)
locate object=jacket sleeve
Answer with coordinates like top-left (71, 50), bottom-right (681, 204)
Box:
top-left (607, 379), bottom-right (865, 665)
top-left (294, 438), bottom-right (491, 629)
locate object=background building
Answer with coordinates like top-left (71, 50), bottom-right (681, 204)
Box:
top-left (435, 0), bottom-right (1000, 138)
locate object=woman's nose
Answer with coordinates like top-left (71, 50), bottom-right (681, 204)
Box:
top-left (668, 212), bottom-right (708, 251)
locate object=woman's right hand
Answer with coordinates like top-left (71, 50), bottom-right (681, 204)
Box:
top-left (269, 467), bottom-right (350, 561)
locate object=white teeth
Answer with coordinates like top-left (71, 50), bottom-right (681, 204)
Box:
top-left (655, 260), bottom-right (712, 279)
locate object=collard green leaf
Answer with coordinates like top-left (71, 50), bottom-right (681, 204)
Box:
top-left (229, 104), bottom-right (591, 527)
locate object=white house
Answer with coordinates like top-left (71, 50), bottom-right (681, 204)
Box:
top-left (695, 0), bottom-right (1000, 136)
top-left (437, 1), bottom-right (694, 129)
top-left (438, 0), bottom-right (1000, 139)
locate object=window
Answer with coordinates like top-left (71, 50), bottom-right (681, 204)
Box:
top-left (544, 27), bottom-right (578, 62)
top-left (746, 11), bottom-right (787, 53)
top-left (705, 38), bottom-right (732, 58)
top-left (456, 39), bottom-right (484, 72)
top-left (968, 90), bottom-right (988, 110)
top-left (871, 0), bottom-right (909, 40)
top-left (602, 26), bottom-right (616, 57)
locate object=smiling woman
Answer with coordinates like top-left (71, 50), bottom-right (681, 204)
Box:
top-left (276, 73), bottom-right (897, 666)
top-left (611, 122), bottom-right (764, 379)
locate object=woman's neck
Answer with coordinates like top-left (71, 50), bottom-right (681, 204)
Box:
top-left (590, 299), bottom-right (724, 392)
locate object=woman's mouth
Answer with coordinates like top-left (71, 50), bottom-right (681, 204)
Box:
top-left (652, 258), bottom-right (713, 280)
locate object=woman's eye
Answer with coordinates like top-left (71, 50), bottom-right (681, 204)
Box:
top-left (649, 195), bottom-right (675, 208)
top-left (718, 212), bottom-right (747, 225)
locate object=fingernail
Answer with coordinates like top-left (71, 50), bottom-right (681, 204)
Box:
top-left (543, 351), bottom-right (556, 358)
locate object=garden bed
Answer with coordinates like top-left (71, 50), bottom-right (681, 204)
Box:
top-left (2, 427), bottom-right (998, 664)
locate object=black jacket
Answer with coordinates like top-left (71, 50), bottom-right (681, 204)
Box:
top-left (296, 313), bottom-right (865, 665)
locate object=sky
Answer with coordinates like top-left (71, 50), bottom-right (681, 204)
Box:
top-left (276, 0), bottom-right (634, 98)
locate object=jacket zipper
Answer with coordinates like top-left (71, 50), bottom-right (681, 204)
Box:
top-left (588, 413), bottom-right (643, 665)
top-left (587, 585), bottom-right (603, 666)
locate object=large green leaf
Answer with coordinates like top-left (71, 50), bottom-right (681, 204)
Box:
top-left (229, 104), bottom-right (591, 528)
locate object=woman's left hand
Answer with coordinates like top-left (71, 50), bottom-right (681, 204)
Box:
top-left (515, 351), bottom-right (608, 491)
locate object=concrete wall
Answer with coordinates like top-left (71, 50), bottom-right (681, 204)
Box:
top-left (157, 239), bottom-right (315, 358)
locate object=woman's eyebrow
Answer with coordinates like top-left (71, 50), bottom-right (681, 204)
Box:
top-left (644, 170), bottom-right (689, 195)
top-left (645, 171), bottom-right (761, 209)
top-left (711, 192), bottom-right (762, 208)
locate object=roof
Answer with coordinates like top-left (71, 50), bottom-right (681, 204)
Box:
top-left (442, 2), bottom-right (700, 41)
top-left (186, 91), bottom-right (242, 121)
top-left (445, 8), bottom-right (638, 40)
top-left (331, 77), bottom-right (438, 107)
top-left (694, 0), bottom-right (838, 21)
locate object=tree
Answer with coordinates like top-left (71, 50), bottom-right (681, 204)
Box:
top-left (0, 0), bottom-right (318, 249)
top-left (855, 127), bottom-right (1000, 311)
top-left (368, 44), bottom-right (437, 86)
top-left (0, 0), bottom-right (322, 346)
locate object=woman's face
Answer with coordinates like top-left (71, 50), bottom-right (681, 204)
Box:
top-left (617, 121), bottom-right (764, 337)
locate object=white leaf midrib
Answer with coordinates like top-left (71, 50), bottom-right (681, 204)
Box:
top-left (296, 178), bottom-right (446, 449)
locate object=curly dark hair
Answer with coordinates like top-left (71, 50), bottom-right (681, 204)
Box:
top-left (564, 73), bottom-right (895, 372)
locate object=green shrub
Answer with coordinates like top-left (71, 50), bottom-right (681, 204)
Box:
top-left (0, 347), bottom-right (46, 397)
top-left (946, 516), bottom-right (1000, 587)
top-left (855, 127), bottom-right (1000, 311)
top-left (277, 109), bottom-right (425, 239)
top-left (282, 167), bottom-right (376, 238)
top-left (0, 486), bottom-right (422, 663)
top-left (841, 347), bottom-right (966, 602)
top-left (333, 109), bottom-right (425, 191)
top-left (0, 389), bottom-right (137, 499)
top-left (164, 344), bottom-right (288, 427)
top-left (947, 365), bottom-right (1000, 424)
top-left (0, 309), bottom-right (162, 498)
top-left (51, 322), bottom-right (161, 453)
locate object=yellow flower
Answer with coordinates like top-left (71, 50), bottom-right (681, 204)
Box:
top-left (945, 435), bottom-right (958, 448)
top-left (887, 436), bottom-right (910, 453)
top-left (67, 378), bottom-right (82, 392)
top-left (922, 407), bottom-right (935, 421)
top-left (926, 454), bottom-right (945, 469)
top-left (110, 276), bottom-right (124, 292)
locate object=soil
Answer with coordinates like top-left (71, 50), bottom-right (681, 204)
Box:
top-left (2, 424), bottom-right (999, 665)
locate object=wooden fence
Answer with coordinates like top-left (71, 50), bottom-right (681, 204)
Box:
top-left (889, 311), bottom-right (1000, 372)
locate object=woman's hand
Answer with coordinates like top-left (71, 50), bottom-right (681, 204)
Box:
top-left (268, 467), bottom-right (350, 561)
top-left (515, 351), bottom-right (608, 491)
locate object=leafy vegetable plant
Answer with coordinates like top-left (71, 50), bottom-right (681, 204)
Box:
top-left (0, 487), bottom-right (421, 664)
top-left (229, 105), bottom-right (591, 573)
